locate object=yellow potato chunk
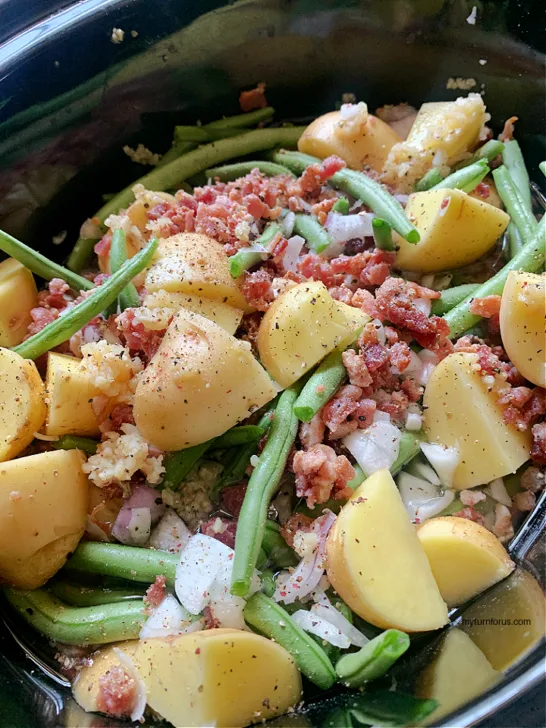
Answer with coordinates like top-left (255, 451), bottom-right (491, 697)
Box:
top-left (0, 449), bottom-right (88, 589)
top-left (382, 94), bottom-right (488, 191)
top-left (257, 281), bottom-right (368, 387)
top-left (417, 516), bottom-right (514, 607)
top-left (417, 629), bottom-right (500, 722)
top-left (0, 347), bottom-right (47, 461)
top-left (144, 289), bottom-right (243, 335)
top-left (44, 352), bottom-right (101, 437)
top-left (145, 232), bottom-right (250, 311)
top-left (326, 468), bottom-right (448, 632)
top-left (73, 641), bottom-right (139, 713)
top-left (298, 106), bottom-right (401, 172)
top-left (394, 189), bottom-right (509, 272)
top-left (134, 309), bottom-right (276, 450)
top-left (459, 568), bottom-right (546, 670)
top-left (423, 352), bottom-right (531, 488)
top-left (500, 271), bottom-right (546, 387)
top-left (0, 258), bottom-right (37, 347)
top-left (134, 629), bottom-right (302, 727)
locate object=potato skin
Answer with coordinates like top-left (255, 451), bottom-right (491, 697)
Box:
top-left (0, 259), bottom-right (37, 347)
top-left (0, 347), bottom-right (47, 462)
top-left (500, 271), bottom-right (546, 387)
top-left (44, 352), bottom-right (101, 437)
top-left (134, 309), bottom-right (276, 450)
top-left (0, 449), bottom-right (88, 589)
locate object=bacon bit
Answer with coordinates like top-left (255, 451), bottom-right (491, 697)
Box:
top-left (240, 268), bottom-right (275, 311)
top-left (116, 308), bottom-right (167, 360)
top-left (514, 490), bottom-right (536, 512)
top-left (145, 575), bottom-right (167, 608)
top-left (493, 503), bottom-right (514, 543)
top-left (203, 605), bottom-right (221, 630)
top-left (451, 506), bottom-right (486, 527)
top-left (351, 288), bottom-right (380, 319)
top-left (94, 234), bottom-right (112, 258)
top-left (280, 513), bottom-right (314, 550)
top-left (299, 414), bottom-right (326, 450)
top-left (531, 422), bottom-right (546, 464)
top-left (330, 250), bottom-right (396, 287)
top-left (329, 286), bottom-right (354, 305)
top-left (500, 115), bottom-right (518, 143)
top-left (298, 254), bottom-right (338, 288)
top-left (201, 517), bottom-right (237, 549)
top-left (239, 83), bottom-right (267, 112)
top-left (353, 398), bottom-right (377, 428)
top-left (292, 444), bottom-right (355, 507)
top-left (469, 295), bottom-right (501, 318)
top-left (473, 182), bottom-right (490, 200)
top-left (311, 197), bottom-right (337, 224)
top-left (96, 665), bottom-right (138, 718)
top-left (520, 466), bottom-right (545, 493)
top-left (321, 384), bottom-right (362, 439)
top-left (389, 342), bottom-right (412, 372)
top-left (501, 387), bottom-right (545, 431)
top-left (460, 489), bottom-right (487, 507)
top-left (342, 350), bottom-right (372, 387)
top-left (292, 156), bottom-right (346, 199)
top-left (219, 482), bottom-right (247, 518)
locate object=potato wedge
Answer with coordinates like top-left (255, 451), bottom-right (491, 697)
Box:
top-left (326, 468), bottom-right (448, 632)
top-left (0, 258), bottom-right (38, 347)
top-left (134, 629), bottom-right (302, 727)
top-left (257, 281), bottom-right (368, 387)
top-left (0, 347), bottom-right (47, 461)
top-left (417, 629), bottom-right (499, 722)
top-left (134, 309), bottom-right (276, 450)
top-left (298, 107), bottom-right (401, 172)
top-left (500, 271), bottom-right (546, 387)
top-left (394, 189), bottom-right (509, 272)
top-left (145, 232), bottom-right (250, 311)
top-left (0, 449), bottom-right (88, 588)
top-left (144, 289), bottom-right (243, 335)
top-left (44, 352), bottom-right (101, 437)
top-left (417, 516), bottom-right (514, 607)
top-left (423, 352), bottom-right (531, 488)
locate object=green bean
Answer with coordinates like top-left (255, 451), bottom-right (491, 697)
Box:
top-left (49, 581), bottom-right (146, 607)
top-left (228, 222), bottom-right (281, 278)
top-left (262, 520), bottom-right (298, 568)
top-left (256, 548), bottom-right (268, 571)
top-left (244, 593), bottom-right (336, 689)
top-left (160, 441), bottom-right (212, 491)
top-left (173, 126), bottom-right (241, 143)
top-left (335, 629), bottom-right (410, 687)
top-left (503, 140), bottom-right (532, 210)
top-left (231, 383), bottom-right (303, 596)
top-left (456, 139), bottom-right (505, 169)
top-left (293, 347), bottom-right (347, 422)
top-left (493, 165), bottom-right (538, 241)
top-left (430, 159), bottom-right (490, 193)
top-left (51, 435), bottom-right (98, 455)
top-left (540, 161), bottom-right (546, 177)
top-left (293, 213), bottom-right (331, 253)
top-left (260, 569), bottom-right (276, 597)
top-left (347, 463), bottom-right (365, 490)
top-left (68, 127), bottom-right (305, 271)
top-left (508, 220), bottom-right (524, 258)
top-left (332, 196), bottom-right (350, 214)
top-left (372, 218), bottom-right (396, 251)
top-left (64, 542), bottom-right (178, 586)
top-left (206, 108), bottom-right (275, 130)
top-left (391, 430), bottom-right (423, 476)
top-left (430, 283), bottom-right (480, 316)
top-left (0, 228), bottom-right (93, 291)
top-left (205, 161), bottom-right (294, 181)
top-left (270, 150), bottom-right (419, 243)
top-left (214, 425), bottom-right (264, 448)
top-left (14, 238), bottom-right (157, 360)
top-left (444, 214), bottom-right (545, 338)
top-left (109, 229), bottom-right (140, 310)
top-left (414, 168), bottom-right (445, 192)
top-left (4, 588), bottom-right (145, 645)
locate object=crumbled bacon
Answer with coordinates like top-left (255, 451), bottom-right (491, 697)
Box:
top-left (27, 306), bottom-right (59, 336)
top-left (239, 82), bottom-right (267, 112)
top-left (321, 384), bottom-right (363, 439)
top-left (500, 387), bottom-right (545, 431)
top-left (299, 413), bottom-right (326, 449)
top-left (311, 197), bottom-right (337, 224)
top-left (329, 286), bottom-right (354, 305)
top-left (280, 513), bottom-right (313, 550)
top-left (520, 466), bottom-right (545, 493)
top-left (469, 295), bottom-right (502, 318)
top-left (240, 268), bottom-right (275, 311)
top-left (500, 115), bottom-right (518, 143)
top-left (219, 482), bottom-right (247, 518)
top-left (94, 234), bottom-right (112, 258)
top-left (291, 156), bottom-right (346, 199)
top-left (96, 666), bottom-right (138, 718)
top-left (292, 444), bottom-right (355, 507)
top-left (107, 403), bottom-right (136, 432)
top-left (145, 575), bottom-right (166, 608)
top-left (297, 254), bottom-right (338, 287)
top-left (531, 422), bottom-right (546, 464)
top-left (203, 605), bottom-right (221, 630)
top-left (514, 490), bottom-right (536, 512)
top-left (342, 350), bottom-right (372, 387)
top-left (116, 308), bottom-right (167, 360)
top-left (389, 342), bottom-right (412, 372)
top-left (201, 517), bottom-right (237, 549)
top-left (451, 506), bottom-right (486, 527)
top-left (493, 503), bottom-right (514, 543)
top-left (472, 182), bottom-right (491, 200)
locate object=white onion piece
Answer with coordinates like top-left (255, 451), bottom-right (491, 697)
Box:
top-left (113, 648), bottom-right (147, 722)
top-left (405, 413), bottom-right (422, 431)
top-left (311, 603), bottom-right (368, 648)
top-left (371, 319), bottom-right (386, 345)
top-left (373, 410), bottom-right (391, 423)
top-left (413, 297), bottom-right (432, 316)
top-left (398, 473), bottom-right (454, 522)
top-left (420, 274), bottom-right (435, 289)
top-left (406, 459), bottom-right (442, 486)
top-left (281, 211), bottom-right (296, 238)
top-left (282, 235), bottom-right (305, 273)
top-left (403, 350), bottom-right (424, 377)
top-left (417, 349), bottom-right (439, 386)
top-left (485, 478), bottom-right (512, 507)
top-left (291, 610), bottom-right (351, 649)
top-left (416, 490), bottom-right (455, 522)
top-left (325, 212), bottom-right (375, 247)
top-left (139, 594), bottom-right (192, 639)
top-left (112, 507), bottom-right (151, 546)
top-left (420, 442), bottom-right (460, 488)
top-left (175, 535), bottom-right (233, 614)
top-left (343, 422), bottom-right (401, 476)
top-left (208, 561), bottom-right (260, 631)
top-left (149, 509), bottom-right (190, 553)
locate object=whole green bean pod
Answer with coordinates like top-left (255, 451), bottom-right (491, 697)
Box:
top-left (293, 213), bottom-right (331, 253)
top-left (173, 126), bottom-right (241, 143)
top-left (270, 150), bottom-right (419, 243)
top-left (50, 581), bottom-right (146, 607)
top-left (156, 141), bottom-right (198, 169)
top-left (429, 159), bottom-right (489, 193)
top-left (14, 238), bottom-right (157, 360)
top-left (4, 588), bottom-right (145, 645)
top-left (372, 218), bottom-right (396, 251)
top-left (507, 220), bottom-right (524, 258)
top-left (293, 346), bottom-right (347, 422)
top-left (231, 383), bottom-right (303, 596)
top-left (262, 520), bottom-right (298, 568)
top-left (51, 435), bottom-right (98, 455)
top-left (456, 139), bottom-right (504, 169)
top-left (214, 425), bottom-right (264, 448)
top-left (444, 214), bottom-right (545, 338)
top-left (414, 168), bottom-right (445, 192)
top-left (228, 222), bottom-right (281, 278)
top-left (335, 629), bottom-right (410, 687)
top-left (430, 284), bottom-right (480, 316)
top-left (243, 593), bottom-right (336, 689)
top-left (109, 229), bottom-right (141, 310)
top-left (0, 228), bottom-right (93, 291)
top-left (502, 140), bottom-right (532, 209)
top-left (64, 542), bottom-right (178, 586)
top-left (492, 165), bottom-right (538, 241)
top-left (205, 161), bottom-right (294, 181)
top-left (206, 107), bottom-right (276, 130)
top-left (68, 127), bottom-right (305, 271)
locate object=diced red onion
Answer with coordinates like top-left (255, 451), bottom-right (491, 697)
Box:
top-left (112, 648), bottom-right (147, 722)
top-left (148, 509), bottom-right (190, 553)
top-left (175, 534), bottom-right (233, 615)
top-left (112, 485), bottom-right (166, 546)
top-left (420, 442), bottom-right (460, 488)
top-left (283, 235), bottom-right (305, 273)
top-left (291, 610), bottom-right (351, 649)
top-left (343, 422), bottom-right (402, 476)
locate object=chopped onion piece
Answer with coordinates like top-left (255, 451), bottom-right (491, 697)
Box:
top-left (343, 422), bottom-right (401, 476)
top-left (139, 594), bottom-right (192, 639)
top-left (413, 297), bottom-right (431, 316)
top-left (325, 211), bottom-right (375, 248)
top-left (175, 534), bottom-right (233, 614)
top-left (485, 478), bottom-right (512, 507)
top-left (420, 442), bottom-right (460, 488)
top-left (113, 648), bottom-right (147, 722)
top-left (149, 509), bottom-right (190, 553)
top-left (283, 235), bottom-right (305, 272)
top-left (417, 350), bottom-right (438, 385)
top-left (406, 458), bottom-right (442, 486)
top-left (373, 410), bottom-right (391, 424)
top-left (311, 602), bottom-right (368, 648)
top-left (281, 211), bottom-right (296, 238)
top-left (398, 472), bottom-right (454, 523)
top-left (291, 610), bottom-right (351, 649)
top-left (208, 561), bottom-right (260, 631)
top-left (126, 508), bottom-right (151, 546)
top-left (405, 412), bottom-right (422, 431)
